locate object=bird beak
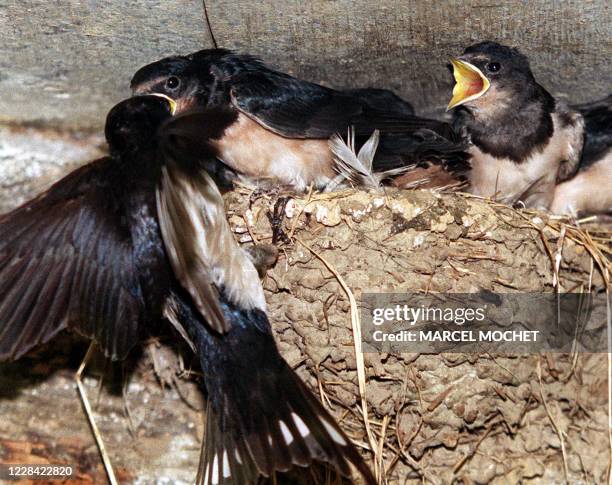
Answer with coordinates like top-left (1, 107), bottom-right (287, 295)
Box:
top-left (447, 59), bottom-right (490, 110)
top-left (148, 93), bottom-right (177, 115)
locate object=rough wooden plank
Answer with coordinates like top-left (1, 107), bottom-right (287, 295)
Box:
top-left (0, 0), bottom-right (211, 129)
top-left (207, 0), bottom-right (611, 114)
top-left (0, 1), bottom-right (609, 128)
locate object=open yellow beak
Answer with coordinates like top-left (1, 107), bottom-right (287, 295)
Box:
top-left (149, 93), bottom-right (177, 115)
top-left (447, 59), bottom-right (490, 110)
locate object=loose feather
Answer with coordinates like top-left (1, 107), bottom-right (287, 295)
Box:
top-left (329, 128), bottom-right (422, 189)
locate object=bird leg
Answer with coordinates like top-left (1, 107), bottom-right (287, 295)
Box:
top-left (94, 359), bottom-right (108, 410)
top-left (322, 173), bottom-right (350, 192)
top-left (75, 343), bottom-right (118, 485)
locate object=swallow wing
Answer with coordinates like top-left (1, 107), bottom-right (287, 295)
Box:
top-left (229, 69), bottom-right (365, 138)
top-left (155, 162), bottom-right (229, 333)
top-left (0, 159), bottom-right (147, 361)
top-left (343, 87), bottom-right (415, 116)
top-left (230, 69), bottom-right (463, 140)
top-left (156, 120), bottom-right (266, 334)
top-left (574, 94), bottom-right (612, 168)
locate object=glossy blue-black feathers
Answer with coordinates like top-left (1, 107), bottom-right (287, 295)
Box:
top-left (131, 49), bottom-right (468, 178)
top-left (0, 96), bottom-right (174, 361)
top-left (574, 94), bottom-right (612, 169)
top-left (172, 292), bottom-right (376, 485)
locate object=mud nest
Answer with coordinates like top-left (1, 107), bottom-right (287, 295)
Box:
top-left (225, 185), bottom-right (611, 484)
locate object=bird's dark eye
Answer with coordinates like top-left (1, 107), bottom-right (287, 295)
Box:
top-left (486, 62), bottom-right (501, 73)
top-left (165, 76), bottom-right (180, 90)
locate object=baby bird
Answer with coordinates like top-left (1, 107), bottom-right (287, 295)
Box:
top-left (448, 41), bottom-right (585, 210)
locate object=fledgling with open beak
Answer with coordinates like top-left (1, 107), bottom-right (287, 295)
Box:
top-left (0, 96), bottom-right (375, 484)
top-left (130, 49), bottom-right (467, 192)
top-left (550, 94), bottom-right (612, 216)
top-left (448, 41), bottom-right (585, 210)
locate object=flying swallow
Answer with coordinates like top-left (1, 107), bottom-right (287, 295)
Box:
top-left (447, 41), bottom-right (585, 210)
top-left (0, 95), bottom-right (375, 484)
top-left (550, 94), bottom-right (612, 215)
top-left (130, 49), bottom-right (467, 191)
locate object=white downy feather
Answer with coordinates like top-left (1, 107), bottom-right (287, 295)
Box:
top-left (328, 128), bottom-right (416, 189)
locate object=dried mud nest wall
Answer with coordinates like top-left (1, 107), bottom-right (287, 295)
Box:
top-left (225, 186), bottom-right (611, 484)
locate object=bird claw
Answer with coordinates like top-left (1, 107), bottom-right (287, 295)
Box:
top-left (266, 197), bottom-right (291, 244)
top-left (248, 185), bottom-right (284, 208)
top-left (322, 174), bottom-right (349, 192)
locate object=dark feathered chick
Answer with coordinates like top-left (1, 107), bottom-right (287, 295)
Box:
top-left (448, 41), bottom-right (585, 210)
top-left (0, 95), bottom-right (375, 484)
top-left (130, 48), bottom-right (467, 191)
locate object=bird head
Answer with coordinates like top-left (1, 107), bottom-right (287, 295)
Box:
top-left (104, 94), bottom-right (175, 155)
top-left (130, 49), bottom-right (233, 112)
top-left (447, 41), bottom-right (536, 112)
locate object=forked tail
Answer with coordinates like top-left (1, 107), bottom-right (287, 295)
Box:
top-left (172, 293), bottom-right (376, 485)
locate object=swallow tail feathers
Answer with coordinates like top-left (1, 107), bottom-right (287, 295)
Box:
top-left (172, 296), bottom-right (376, 485)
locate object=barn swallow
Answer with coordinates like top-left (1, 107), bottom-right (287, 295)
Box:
top-left (0, 96), bottom-right (375, 484)
top-left (550, 94), bottom-right (612, 215)
top-left (130, 48), bottom-right (467, 191)
top-left (448, 41), bottom-right (585, 210)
